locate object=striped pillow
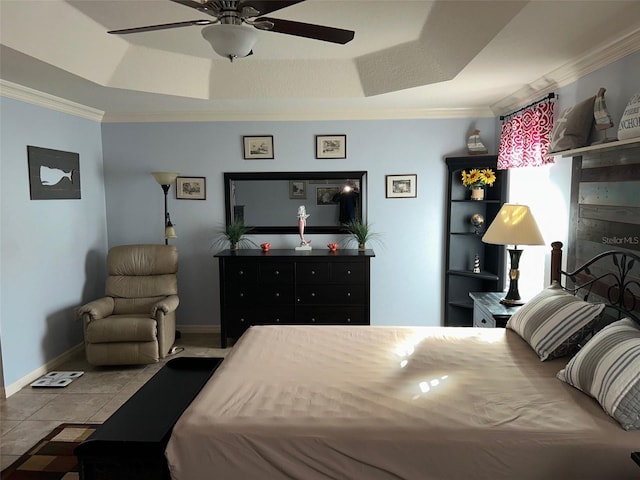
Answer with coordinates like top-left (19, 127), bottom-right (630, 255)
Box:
top-left (557, 318), bottom-right (640, 430)
top-left (506, 286), bottom-right (604, 361)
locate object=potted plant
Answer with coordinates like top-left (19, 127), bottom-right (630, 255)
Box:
top-left (343, 220), bottom-right (380, 251)
top-left (461, 168), bottom-right (496, 200)
top-left (214, 221), bottom-right (256, 251)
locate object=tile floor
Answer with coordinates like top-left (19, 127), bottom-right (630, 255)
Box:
top-left (0, 332), bottom-right (229, 471)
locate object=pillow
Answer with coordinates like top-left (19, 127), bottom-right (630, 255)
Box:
top-left (548, 96), bottom-right (596, 153)
top-left (557, 318), bottom-right (640, 430)
top-left (617, 92), bottom-right (640, 141)
top-left (506, 285), bottom-right (604, 361)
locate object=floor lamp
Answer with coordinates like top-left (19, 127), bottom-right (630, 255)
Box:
top-left (151, 172), bottom-right (179, 245)
top-left (482, 204), bottom-right (545, 305)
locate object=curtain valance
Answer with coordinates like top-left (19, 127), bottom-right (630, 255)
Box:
top-left (498, 94), bottom-right (555, 169)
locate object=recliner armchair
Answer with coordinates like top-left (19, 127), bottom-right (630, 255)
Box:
top-left (78, 244), bottom-right (179, 366)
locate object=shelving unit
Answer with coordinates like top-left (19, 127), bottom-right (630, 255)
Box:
top-left (444, 155), bottom-right (508, 326)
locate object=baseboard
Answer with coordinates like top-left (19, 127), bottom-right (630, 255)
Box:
top-left (177, 324), bottom-right (221, 334)
top-left (4, 342), bottom-right (85, 398)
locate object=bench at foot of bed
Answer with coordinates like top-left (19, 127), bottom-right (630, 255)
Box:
top-left (75, 356), bottom-right (223, 480)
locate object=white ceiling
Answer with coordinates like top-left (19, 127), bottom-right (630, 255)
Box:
top-left (1, 0), bottom-right (639, 122)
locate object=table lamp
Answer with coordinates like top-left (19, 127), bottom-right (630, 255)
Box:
top-left (482, 204), bottom-right (545, 305)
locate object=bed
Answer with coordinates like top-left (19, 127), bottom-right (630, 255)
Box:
top-left (165, 243), bottom-right (640, 479)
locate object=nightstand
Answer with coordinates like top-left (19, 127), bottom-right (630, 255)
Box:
top-left (469, 291), bottom-right (523, 328)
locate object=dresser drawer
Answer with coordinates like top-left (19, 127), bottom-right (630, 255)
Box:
top-left (474, 314), bottom-right (496, 328)
top-left (330, 262), bottom-right (365, 283)
top-left (473, 304), bottom-right (496, 328)
top-left (259, 263), bottom-right (294, 284)
top-left (296, 307), bottom-right (367, 325)
top-left (225, 307), bottom-right (295, 336)
top-left (296, 285), bottom-right (365, 305)
top-left (258, 285), bottom-right (294, 305)
top-left (225, 285), bottom-right (259, 305)
top-left (227, 285), bottom-right (294, 306)
top-left (296, 262), bottom-right (329, 283)
top-left (225, 263), bottom-right (258, 283)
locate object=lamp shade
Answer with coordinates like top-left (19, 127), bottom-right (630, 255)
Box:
top-left (151, 172), bottom-right (179, 186)
top-left (482, 204), bottom-right (545, 246)
top-left (201, 24), bottom-right (258, 60)
top-left (165, 224), bottom-right (177, 239)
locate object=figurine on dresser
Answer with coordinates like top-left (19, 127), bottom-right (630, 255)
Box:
top-left (296, 205), bottom-right (312, 250)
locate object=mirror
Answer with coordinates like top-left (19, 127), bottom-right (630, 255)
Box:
top-left (224, 171), bottom-right (367, 234)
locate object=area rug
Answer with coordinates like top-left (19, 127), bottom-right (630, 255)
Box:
top-left (1, 423), bottom-right (97, 479)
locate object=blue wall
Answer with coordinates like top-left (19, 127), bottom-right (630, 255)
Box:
top-left (0, 97), bottom-right (107, 390)
top-left (101, 118), bottom-right (497, 330)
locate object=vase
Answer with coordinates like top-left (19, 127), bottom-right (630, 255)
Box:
top-left (470, 185), bottom-right (485, 201)
top-left (358, 243), bottom-right (366, 251)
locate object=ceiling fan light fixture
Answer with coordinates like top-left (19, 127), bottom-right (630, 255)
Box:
top-left (201, 24), bottom-right (258, 61)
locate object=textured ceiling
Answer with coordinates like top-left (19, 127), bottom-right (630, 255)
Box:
top-left (1, 0), bottom-right (639, 121)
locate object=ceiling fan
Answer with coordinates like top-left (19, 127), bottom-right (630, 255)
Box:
top-left (108, 0), bottom-right (355, 62)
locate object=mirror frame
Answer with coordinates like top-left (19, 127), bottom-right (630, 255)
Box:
top-left (224, 171), bottom-right (367, 234)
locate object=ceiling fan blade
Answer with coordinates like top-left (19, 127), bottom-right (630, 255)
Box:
top-left (241, 1), bottom-right (306, 17)
top-left (108, 19), bottom-right (214, 35)
top-left (170, 0), bottom-right (220, 18)
top-left (257, 17), bottom-right (354, 44)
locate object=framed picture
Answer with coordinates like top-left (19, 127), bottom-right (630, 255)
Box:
top-left (176, 176), bottom-right (206, 200)
top-left (316, 186), bottom-right (341, 205)
top-left (243, 135), bottom-right (274, 159)
top-left (289, 180), bottom-right (307, 199)
top-left (386, 174), bottom-right (417, 198)
top-left (316, 134), bottom-right (346, 159)
top-left (27, 146), bottom-right (81, 200)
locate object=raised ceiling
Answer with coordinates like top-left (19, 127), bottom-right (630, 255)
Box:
top-left (1, 0), bottom-right (639, 122)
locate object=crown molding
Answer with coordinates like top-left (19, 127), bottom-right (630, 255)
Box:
top-left (492, 28), bottom-right (640, 116)
top-left (101, 106), bottom-right (494, 123)
top-left (0, 80), bottom-right (104, 122)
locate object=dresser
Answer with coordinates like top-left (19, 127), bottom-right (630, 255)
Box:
top-left (215, 249), bottom-right (375, 347)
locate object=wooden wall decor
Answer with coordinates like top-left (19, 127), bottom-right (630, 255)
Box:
top-left (567, 140), bottom-right (640, 317)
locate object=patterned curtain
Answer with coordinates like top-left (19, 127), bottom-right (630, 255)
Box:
top-left (498, 97), bottom-right (555, 169)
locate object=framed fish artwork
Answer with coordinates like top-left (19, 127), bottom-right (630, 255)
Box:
top-left (27, 146), bottom-right (80, 200)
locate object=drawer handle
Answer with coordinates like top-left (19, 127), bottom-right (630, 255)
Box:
top-left (311, 270), bottom-right (316, 275)
top-left (297, 298), bottom-right (301, 302)
top-left (275, 270), bottom-right (279, 275)
top-left (275, 318), bottom-right (280, 323)
top-left (239, 293), bottom-right (244, 297)
top-left (275, 293), bottom-right (280, 297)
top-left (239, 270), bottom-right (244, 275)
top-left (347, 270), bottom-right (351, 274)
top-left (346, 318), bottom-right (351, 323)
top-left (481, 319), bottom-right (487, 324)
top-left (346, 292), bottom-right (351, 297)
top-left (311, 292), bottom-right (316, 297)
top-left (311, 318), bottom-right (316, 322)
top-left (240, 318), bottom-right (245, 323)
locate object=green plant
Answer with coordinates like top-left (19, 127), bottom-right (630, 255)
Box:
top-left (343, 220), bottom-right (380, 250)
top-left (214, 221), bottom-right (256, 250)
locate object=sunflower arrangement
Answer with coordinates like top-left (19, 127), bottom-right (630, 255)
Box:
top-left (461, 168), bottom-right (496, 188)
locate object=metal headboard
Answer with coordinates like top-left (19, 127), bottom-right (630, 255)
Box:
top-left (550, 241), bottom-right (640, 326)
